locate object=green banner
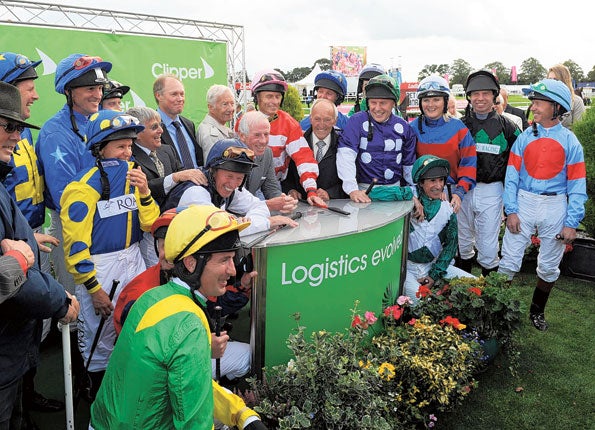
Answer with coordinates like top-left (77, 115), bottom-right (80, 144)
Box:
top-left (256, 218), bottom-right (406, 368)
top-left (0, 24), bottom-right (227, 130)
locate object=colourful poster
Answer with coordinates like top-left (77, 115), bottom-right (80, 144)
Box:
top-left (0, 24), bottom-right (227, 128)
top-left (331, 46), bottom-right (367, 77)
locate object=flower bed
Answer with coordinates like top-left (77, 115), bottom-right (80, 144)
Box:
top-left (249, 274), bottom-right (525, 429)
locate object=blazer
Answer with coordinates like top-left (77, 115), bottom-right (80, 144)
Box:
top-left (245, 147), bottom-right (282, 199)
top-left (160, 115), bottom-right (204, 167)
top-left (282, 127), bottom-right (347, 200)
top-left (132, 143), bottom-right (182, 208)
top-left (504, 104), bottom-right (530, 130)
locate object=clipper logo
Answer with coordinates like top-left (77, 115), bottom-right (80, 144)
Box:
top-left (151, 57), bottom-right (215, 80)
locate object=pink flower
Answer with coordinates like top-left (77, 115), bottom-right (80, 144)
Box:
top-left (407, 318), bottom-right (416, 326)
top-left (364, 311), bottom-right (378, 325)
top-left (397, 295), bottom-right (413, 306)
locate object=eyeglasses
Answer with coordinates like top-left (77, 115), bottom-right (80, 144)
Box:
top-left (0, 122), bottom-right (25, 134)
top-left (222, 146), bottom-right (255, 162)
top-left (0, 54), bottom-right (34, 82)
top-left (56, 55), bottom-right (104, 86)
top-left (173, 210), bottom-right (236, 263)
top-left (418, 81), bottom-right (449, 93)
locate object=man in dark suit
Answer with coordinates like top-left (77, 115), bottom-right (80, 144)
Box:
top-left (127, 107), bottom-right (206, 209)
top-left (500, 88), bottom-right (530, 130)
top-left (283, 98), bottom-right (347, 200)
top-left (153, 74), bottom-right (204, 168)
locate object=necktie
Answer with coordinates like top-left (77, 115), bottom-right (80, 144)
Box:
top-left (149, 150), bottom-right (165, 177)
top-left (172, 120), bottom-right (194, 169)
top-left (315, 140), bottom-right (325, 162)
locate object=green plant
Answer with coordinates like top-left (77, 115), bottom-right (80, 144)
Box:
top-left (250, 301), bottom-right (481, 429)
top-left (413, 273), bottom-right (526, 364)
top-left (282, 84), bottom-right (305, 122)
top-left (573, 106), bottom-right (595, 237)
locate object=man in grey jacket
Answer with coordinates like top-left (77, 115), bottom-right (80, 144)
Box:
top-left (238, 111), bottom-right (297, 214)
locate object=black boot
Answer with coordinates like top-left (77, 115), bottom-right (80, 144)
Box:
top-left (529, 277), bottom-right (555, 331)
top-left (456, 257), bottom-right (474, 273)
top-left (22, 368), bottom-right (65, 413)
top-left (481, 265), bottom-right (499, 277)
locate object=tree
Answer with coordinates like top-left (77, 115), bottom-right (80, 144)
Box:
top-left (282, 67), bottom-right (311, 83)
top-left (586, 66), bottom-right (595, 82)
top-left (283, 85), bottom-right (304, 122)
top-left (484, 61), bottom-right (510, 85)
top-left (417, 64), bottom-right (449, 81)
top-left (314, 58), bottom-right (332, 71)
top-left (449, 59), bottom-right (473, 87)
top-left (518, 58), bottom-right (546, 85)
top-left (562, 60), bottom-right (585, 83)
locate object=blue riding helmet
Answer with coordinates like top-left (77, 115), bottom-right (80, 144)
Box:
top-left (0, 52), bottom-right (41, 84)
top-left (86, 110), bottom-right (144, 152)
top-left (55, 53), bottom-right (112, 95)
top-left (314, 70), bottom-right (348, 105)
top-left (206, 138), bottom-right (257, 175)
top-left (527, 78), bottom-right (571, 112)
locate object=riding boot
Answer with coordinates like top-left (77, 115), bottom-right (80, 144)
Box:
top-left (529, 277), bottom-right (555, 331)
top-left (481, 265), bottom-right (499, 277)
top-left (456, 257), bottom-right (474, 273)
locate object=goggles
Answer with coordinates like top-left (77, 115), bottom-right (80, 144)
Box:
top-left (418, 81), bottom-right (449, 93)
top-left (56, 55), bottom-right (105, 87)
top-left (0, 54), bottom-right (34, 82)
top-left (259, 72), bottom-right (285, 83)
top-left (98, 114), bottom-right (140, 132)
top-left (222, 146), bottom-right (255, 162)
top-left (173, 210), bottom-right (237, 263)
top-left (0, 122), bottom-right (25, 134)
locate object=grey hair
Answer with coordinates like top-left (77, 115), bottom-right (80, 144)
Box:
top-left (126, 106), bottom-right (161, 124)
top-left (238, 110), bottom-right (270, 135)
top-left (311, 98), bottom-right (338, 120)
top-left (207, 84), bottom-right (234, 106)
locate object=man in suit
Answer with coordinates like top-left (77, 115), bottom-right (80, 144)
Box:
top-left (500, 88), bottom-right (530, 130)
top-left (284, 98), bottom-right (347, 200)
top-left (127, 107), bottom-right (206, 208)
top-left (153, 74), bottom-right (203, 169)
top-left (197, 84), bottom-right (236, 158)
top-left (238, 110), bottom-right (297, 214)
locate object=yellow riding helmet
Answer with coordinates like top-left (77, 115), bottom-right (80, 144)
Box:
top-left (165, 205), bottom-right (250, 264)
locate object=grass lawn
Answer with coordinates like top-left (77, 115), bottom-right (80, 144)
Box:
top-left (440, 268), bottom-right (595, 429)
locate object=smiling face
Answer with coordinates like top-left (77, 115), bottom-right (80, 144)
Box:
top-left (239, 119), bottom-right (270, 157)
top-left (102, 97), bottom-right (123, 112)
top-left (420, 177), bottom-right (445, 200)
top-left (256, 91), bottom-right (283, 117)
top-left (212, 168), bottom-right (246, 198)
top-left (15, 79), bottom-right (39, 120)
top-left (156, 77), bottom-right (185, 119)
top-left (469, 90), bottom-right (494, 115)
top-left (209, 92), bottom-right (235, 125)
top-left (368, 98), bottom-right (395, 123)
top-left (198, 250), bottom-right (236, 297)
top-left (70, 85), bottom-right (103, 116)
top-left (310, 100), bottom-right (336, 140)
top-left (315, 87), bottom-right (339, 104)
top-left (0, 119), bottom-right (21, 163)
top-left (99, 138), bottom-right (133, 161)
top-left (136, 118), bottom-right (163, 151)
top-left (530, 98), bottom-right (556, 127)
top-left (421, 96), bottom-right (445, 120)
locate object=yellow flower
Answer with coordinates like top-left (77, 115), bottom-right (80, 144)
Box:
top-left (359, 360), bottom-right (371, 369)
top-left (378, 362), bottom-right (396, 381)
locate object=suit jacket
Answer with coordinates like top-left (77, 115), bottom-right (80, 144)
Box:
top-left (132, 143), bottom-right (182, 208)
top-left (160, 115), bottom-right (204, 167)
top-left (245, 147), bottom-right (282, 199)
top-left (504, 104), bottom-right (530, 130)
top-left (282, 127), bottom-right (347, 199)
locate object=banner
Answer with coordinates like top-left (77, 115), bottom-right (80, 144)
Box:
top-left (331, 46), bottom-right (366, 77)
top-left (0, 24), bottom-right (227, 130)
top-left (255, 217), bottom-right (406, 368)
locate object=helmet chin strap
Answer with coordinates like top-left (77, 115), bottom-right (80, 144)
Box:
top-left (65, 89), bottom-right (86, 142)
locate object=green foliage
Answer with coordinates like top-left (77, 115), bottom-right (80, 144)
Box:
top-left (250, 302), bottom-right (481, 429)
top-left (283, 85), bottom-right (305, 122)
top-left (573, 106), bottom-right (595, 237)
top-left (418, 64), bottom-right (449, 81)
top-left (448, 59), bottom-right (473, 86)
top-left (485, 61), bottom-right (510, 84)
top-left (413, 273), bottom-right (525, 363)
top-left (562, 59), bottom-right (585, 82)
top-left (518, 57), bottom-right (547, 85)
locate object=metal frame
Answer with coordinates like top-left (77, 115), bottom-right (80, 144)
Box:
top-left (0, 0), bottom-right (246, 91)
